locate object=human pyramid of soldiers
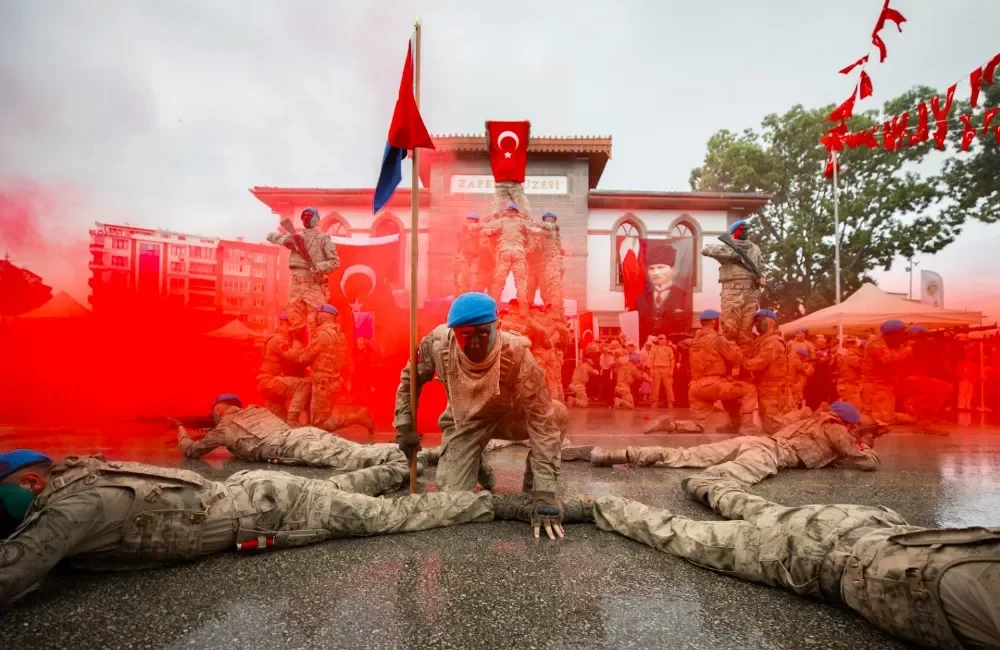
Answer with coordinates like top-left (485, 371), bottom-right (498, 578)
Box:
top-left (1, 189), bottom-right (996, 650)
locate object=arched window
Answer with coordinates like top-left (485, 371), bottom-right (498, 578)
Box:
top-left (613, 216), bottom-right (644, 288)
top-left (318, 213), bottom-right (351, 238)
top-left (669, 218), bottom-right (699, 287)
top-left (372, 214), bottom-right (403, 286)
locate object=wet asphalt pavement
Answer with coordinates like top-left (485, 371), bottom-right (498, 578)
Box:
top-left (2, 408), bottom-right (999, 650)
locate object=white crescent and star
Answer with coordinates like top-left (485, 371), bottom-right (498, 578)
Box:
top-left (497, 130), bottom-right (520, 159)
top-left (340, 264), bottom-right (377, 309)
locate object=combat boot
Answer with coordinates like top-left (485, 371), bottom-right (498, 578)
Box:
top-left (643, 415), bottom-right (677, 434)
top-left (590, 447), bottom-right (628, 467)
top-left (478, 455), bottom-right (497, 490)
top-left (561, 445), bottom-right (594, 462)
top-left (680, 474), bottom-right (745, 508)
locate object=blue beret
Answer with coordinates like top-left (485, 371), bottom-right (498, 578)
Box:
top-left (541, 211), bottom-right (557, 220)
top-left (729, 220), bottom-right (749, 235)
top-left (795, 327), bottom-right (808, 334)
top-left (881, 319), bottom-right (905, 334)
top-left (908, 325), bottom-right (928, 334)
top-left (317, 304), bottom-right (338, 315)
top-left (829, 401), bottom-right (861, 425)
top-left (278, 311), bottom-right (288, 321)
top-left (506, 201), bottom-right (518, 211)
top-left (629, 354), bottom-right (640, 362)
top-left (700, 309), bottom-right (721, 320)
top-left (0, 449), bottom-right (52, 481)
top-left (447, 292), bottom-right (498, 328)
top-left (301, 207), bottom-right (319, 218)
top-left (755, 309), bottom-right (777, 320)
top-left (466, 212), bottom-right (479, 220)
top-left (213, 393), bottom-right (242, 408)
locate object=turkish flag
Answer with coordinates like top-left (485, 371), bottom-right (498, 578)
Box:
top-left (618, 237), bottom-right (645, 311)
top-left (486, 120), bottom-right (530, 183)
top-left (326, 234), bottom-right (404, 348)
top-left (578, 312), bottom-right (595, 349)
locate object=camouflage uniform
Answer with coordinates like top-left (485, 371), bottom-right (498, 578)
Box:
top-left (484, 211), bottom-right (535, 309)
top-left (787, 353), bottom-right (814, 410)
top-left (492, 181), bottom-right (531, 217)
top-left (646, 326), bottom-right (756, 433)
top-left (742, 330), bottom-right (801, 433)
top-left (836, 346), bottom-right (864, 407)
top-left (537, 223), bottom-right (564, 315)
top-left (453, 222), bottom-right (482, 295)
top-left (567, 363), bottom-right (600, 407)
top-left (649, 342), bottom-right (676, 408)
top-left (608, 413), bottom-right (879, 482)
top-left (613, 361), bottom-right (644, 410)
top-left (594, 476), bottom-right (1000, 650)
top-left (701, 239), bottom-right (763, 347)
top-left (256, 330), bottom-right (311, 423)
top-left (394, 326), bottom-right (566, 494)
top-left (267, 227), bottom-right (340, 334)
top-left (860, 334), bottom-right (915, 424)
top-left (0, 455), bottom-right (494, 602)
top-left (300, 319), bottom-right (348, 425)
top-left (527, 313), bottom-right (566, 403)
top-left (178, 405), bottom-right (391, 469)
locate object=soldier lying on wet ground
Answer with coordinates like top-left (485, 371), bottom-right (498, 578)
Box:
top-left (176, 394), bottom-right (392, 471)
top-left (394, 292), bottom-right (569, 539)
top-left (0, 449), bottom-right (596, 604)
top-left (562, 402), bottom-right (881, 488)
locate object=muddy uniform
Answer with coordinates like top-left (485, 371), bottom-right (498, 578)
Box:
top-left (492, 182), bottom-right (531, 217)
top-left (741, 331), bottom-right (794, 434)
top-left (0, 455), bottom-right (494, 603)
top-left (484, 212), bottom-right (535, 307)
top-left (836, 347), bottom-right (864, 407)
top-left (701, 240), bottom-right (763, 347)
top-left (646, 327), bottom-right (756, 433)
top-left (394, 326), bottom-right (566, 494)
top-left (178, 405), bottom-right (395, 469)
top-left (787, 353), bottom-right (814, 410)
top-left (649, 343), bottom-right (676, 408)
top-left (615, 413), bottom-right (878, 486)
top-left (595, 476), bottom-right (1000, 650)
top-left (267, 228), bottom-right (339, 334)
top-left (256, 331), bottom-right (311, 423)
top-left (536, 222), bottom-right (564, 314)
top-left (861, 335), bottom-right (915, 424)
top-left (613, 362), bottom-right (644, 410)
top-left (453, 222), bottom-right (482, 295)
top-left (300, 320), bottom-right (349, 425)
top-left (567, 363), bottom-right (600, 407)
top-left (527, 315), bottom-right (564, 402)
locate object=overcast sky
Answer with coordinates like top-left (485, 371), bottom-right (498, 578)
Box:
top-left (1, 0), bottom-right (997, 317)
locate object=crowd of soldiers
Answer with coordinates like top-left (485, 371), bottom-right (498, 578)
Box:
top-left (1, 203), bottom-right (997, 649)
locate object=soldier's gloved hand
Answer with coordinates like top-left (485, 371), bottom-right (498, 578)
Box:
top-left (531, 493), bottom-right (565, 540)
top-left (396, 425), bottom-right (421, 461)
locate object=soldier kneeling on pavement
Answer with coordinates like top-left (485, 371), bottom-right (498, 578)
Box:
top-left (394, 291), bottom-right (570, 540)
top-left (176, 394), bottom-right (391, 471)
top-left (564, 402), bottom-right (880, 488)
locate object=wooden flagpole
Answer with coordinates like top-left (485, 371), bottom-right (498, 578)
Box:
top-left (407, 17), bottom-right (422, 494)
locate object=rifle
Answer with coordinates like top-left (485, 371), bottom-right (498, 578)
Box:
top-left (853, 422), bottom-right (889, 443)
top-left (717, 233), bottom-right (782, 307)
top-left (133, 415), bottom-right (216, 429)
top-left (279, 218), bottom-right (321, 279)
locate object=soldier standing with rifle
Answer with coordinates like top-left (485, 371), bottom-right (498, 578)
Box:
top-left (266, 207), bottom-right (340, 338)
top-left (701, 219), bottom-right (770, 348)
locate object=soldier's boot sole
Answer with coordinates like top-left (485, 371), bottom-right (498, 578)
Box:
top-left (643, 416), bottom-right (677, 434)
top-left (560, 445), bottom-right (594, 462)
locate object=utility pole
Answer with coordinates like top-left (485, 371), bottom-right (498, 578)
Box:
top-left (905, 256), bottom-right (919, 300)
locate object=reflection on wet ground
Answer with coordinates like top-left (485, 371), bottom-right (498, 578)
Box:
top-left (2, 409), bottom-right (999, 649)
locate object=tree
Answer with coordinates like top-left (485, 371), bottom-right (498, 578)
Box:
top-left (690, 87), bottom-right (963, 318)
top-left (940, 81), bottom-right (1000, 224)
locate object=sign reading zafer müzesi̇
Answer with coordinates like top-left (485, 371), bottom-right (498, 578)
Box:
top-left (449, 175), bottom-right (568, 195)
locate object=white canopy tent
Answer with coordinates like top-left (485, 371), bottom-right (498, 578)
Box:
top-left (779, 283), bottom-right (982, 336)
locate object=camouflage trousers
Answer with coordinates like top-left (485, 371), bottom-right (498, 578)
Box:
top-left (664, 376), bottom-right (756, 432)
top-left (613, 382), bottom-right (636, 409)
top-left (492, 181), bottom-right (531, 217)
top-left (257, 374), bottom-right (311, 423)
top-left (540, 253), bottom-right (564, 311)
top-left (227, 467), bottom-right (494, 545)
top-left (650, 369), bottom-right (674, 407)
top-left (899, 376), bottom-right (953, 421)
top-left (720, 283), bottom-right (759, 348)
top-left (435, 400), bottom-right (569, 493)
top-left (545, 356), bottom-right (564, 403)
top-left (310, 372), bottom-right (345, 425)
top-left (453, 252), bottom-right (480, 295)
top-left (837, 381), bottom-right (862, 409)
top-left (758, 383), bottom-right (789, 434)
top-left (860, 382), bottom-right (915, 425)
top-left (567, 382), bottom-right (590, 407)
top-left (492, 247), bottom-right (528, 307)
top-left (273, 428), bottom-right (404, 470)
top-left (594, 475), bottom-right (911, 600)
top-left (616, 436), bottom-right (795, 487)
top-left (288, 275), bottom-right (329, 334)
top-left (790, 378), bottom-right (808, 409)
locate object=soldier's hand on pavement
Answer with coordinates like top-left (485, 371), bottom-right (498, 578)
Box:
top-left (396, 425), bottom-right (421, 460)
top-left (531, 493), bottom-right (565, 540)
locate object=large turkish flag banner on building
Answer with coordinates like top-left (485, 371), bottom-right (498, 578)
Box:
top-left (486, 120), bottom-right (530, 183)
